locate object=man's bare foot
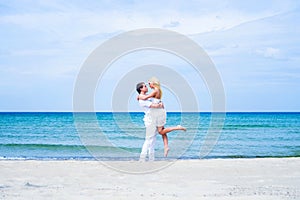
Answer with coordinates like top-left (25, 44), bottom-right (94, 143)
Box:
top-left (177, 125), bottom-right (187, 131)
top-left (164, 147), bottom-right (170, 157)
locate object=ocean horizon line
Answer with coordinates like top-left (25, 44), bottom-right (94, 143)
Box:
top-left (1, 111), bottom-right (300, 114)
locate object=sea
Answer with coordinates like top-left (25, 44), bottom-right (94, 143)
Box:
top-left (0, 112), bottom-right (299, 161)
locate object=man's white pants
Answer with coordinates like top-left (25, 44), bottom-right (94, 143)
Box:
top-left (139, 124), bottom-right (157, 161)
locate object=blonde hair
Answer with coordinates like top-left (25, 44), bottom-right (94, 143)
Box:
top-left (148, 77), bottom-right (162, 98)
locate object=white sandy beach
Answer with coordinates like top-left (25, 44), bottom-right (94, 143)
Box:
top-left (0, 158), bottom-right (299, 199)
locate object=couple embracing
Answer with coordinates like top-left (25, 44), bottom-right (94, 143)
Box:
top-left (136, 77), bottom-right (186, 162)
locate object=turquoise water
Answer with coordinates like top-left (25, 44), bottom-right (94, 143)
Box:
top-left (0, 112), bottom-right (299, 160)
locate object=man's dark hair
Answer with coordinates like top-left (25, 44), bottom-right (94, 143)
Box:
top-left (136, 82), bottom-right (145, 94)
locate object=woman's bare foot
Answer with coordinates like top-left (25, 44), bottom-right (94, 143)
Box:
top-left (164, 147), bottom-right (170, 157)
top-left (177, 125), bottom-right (187, 131)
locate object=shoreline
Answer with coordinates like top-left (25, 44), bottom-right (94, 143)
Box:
top-left (1, 154), bottom-right (299, 161)
top-left (1, 157), bottom-right (299, 199)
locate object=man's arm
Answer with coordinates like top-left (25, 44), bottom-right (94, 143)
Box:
top-left (138, 95), bottom-right (164, 109)
top-left (150, 102), bottom-right (164, 108)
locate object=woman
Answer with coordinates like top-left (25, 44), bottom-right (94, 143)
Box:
top-left (138, 77), bottom-right (186, 157)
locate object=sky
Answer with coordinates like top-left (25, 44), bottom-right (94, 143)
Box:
top-left (0, 0), bottom-right (300, 112)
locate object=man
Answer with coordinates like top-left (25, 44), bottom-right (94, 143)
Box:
top-left (136, 82), bottom-right (164, 161)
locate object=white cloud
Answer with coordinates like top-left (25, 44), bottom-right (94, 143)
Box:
top-left (163, 21), bottom-right (180, 28)
top-left (255, 47), bottom-right (283, 59)
top-left (10, 48), bottom-right (63, 56)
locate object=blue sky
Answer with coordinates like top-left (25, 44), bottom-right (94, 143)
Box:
top-left (0, 0), bottom-right (300, 112)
